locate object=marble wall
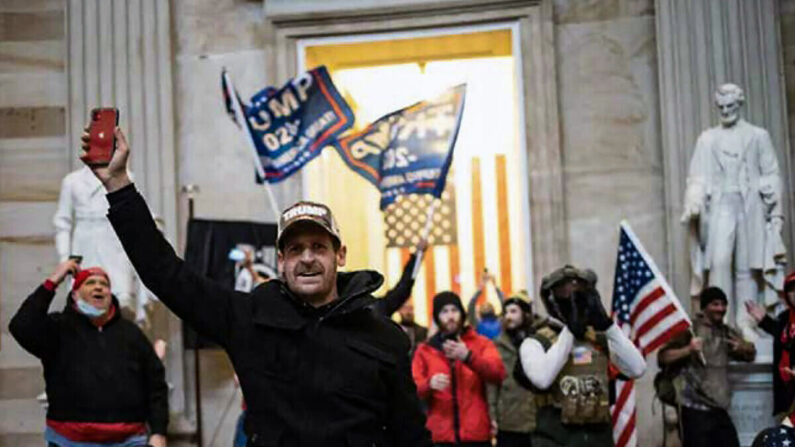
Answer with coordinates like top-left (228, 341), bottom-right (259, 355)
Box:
top-left (552, 1), bottom-right (666, 445)
top-left (173, 0), bottom-right (299, 227)
top-left (0, 1), bottom-right (68, 445)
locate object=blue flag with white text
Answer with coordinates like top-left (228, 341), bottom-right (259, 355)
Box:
top-left (222, 66), bottom-right (354, 183)
top-left (333, 84), bottom-right (466, 209)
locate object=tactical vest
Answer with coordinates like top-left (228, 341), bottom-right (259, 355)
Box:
top-left (535, 327), bottom-right (611, 425)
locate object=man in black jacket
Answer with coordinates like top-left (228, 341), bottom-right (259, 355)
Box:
top-left (9, 259), bottom-right (168, 447)
top-left (82, 127), bottom-right (432, 446)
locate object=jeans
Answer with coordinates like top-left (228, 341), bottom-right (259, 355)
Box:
top-left (234, 410), bottom-right (247, 447)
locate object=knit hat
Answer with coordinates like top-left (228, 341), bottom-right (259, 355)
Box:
top-left (432, 291), bottom-right (466, 326)
top-left (699, 286), bottom-right (727, 310)
top-left (504, 294), bottom-right (532, 315)
top-left (72, 267), bottom-right (110, 292)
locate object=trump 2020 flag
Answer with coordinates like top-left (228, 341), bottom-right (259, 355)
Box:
top-left (334, 84), bottom-right (466, 209)
top-left (610, 221), bottom-right (691, 447)
top-left (222, 66), bottom-right (354, 183)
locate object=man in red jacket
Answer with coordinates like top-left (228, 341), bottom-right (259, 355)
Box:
top-left (413, 291), bottom-right (507, 446)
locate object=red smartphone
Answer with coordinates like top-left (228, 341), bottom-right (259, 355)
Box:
top-left (81, 108), bottom-right (119, 166)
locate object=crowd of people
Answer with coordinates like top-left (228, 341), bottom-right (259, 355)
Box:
top-left (8, 124), bottom-right (795, 447)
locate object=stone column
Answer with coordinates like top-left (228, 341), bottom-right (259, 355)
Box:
top-left (655, 0), bottom-right (793, 312)
top-left (65, 0), bottom-right (185, 417)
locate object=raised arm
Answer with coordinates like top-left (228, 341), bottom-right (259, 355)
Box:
top-left (376, 253), bottom-right (418, 317)
top-left (86, 127), bottom-right (241, 347)
top-left (9, 259), bottom-right (79, 359)
top-left (467, 289), bottom-right (481, 328)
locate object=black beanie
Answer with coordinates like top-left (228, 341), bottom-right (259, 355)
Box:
top-left (432, 291), bottom-right (466, 326)
top-left (700, 286), bottom-right (728, 309)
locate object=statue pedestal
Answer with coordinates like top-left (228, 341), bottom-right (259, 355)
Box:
top-left (728, 361), bottom-right (776, 446)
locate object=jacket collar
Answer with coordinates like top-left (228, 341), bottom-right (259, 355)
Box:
top-left (251, 270), bottom-right (383, 330)
top-left (63, 294), bottom-right (122, 329)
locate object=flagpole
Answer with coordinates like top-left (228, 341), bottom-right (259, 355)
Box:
top-left (620, 220), bottom-right (706, 365)
top-left (222, 69), bottom-right (282, 220)
top-left (412, 198), bottom-right (438, 279)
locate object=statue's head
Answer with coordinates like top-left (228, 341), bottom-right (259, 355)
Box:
top-left (714, 83), bottom-right (744, 127)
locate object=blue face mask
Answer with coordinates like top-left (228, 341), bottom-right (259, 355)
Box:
top-left (75, 299), bottom-right (107, 318)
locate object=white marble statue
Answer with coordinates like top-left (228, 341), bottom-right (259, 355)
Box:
top-left (681, 83), bottom-right (787, 340)
top-left (53, 166), bottom-right (153, 324)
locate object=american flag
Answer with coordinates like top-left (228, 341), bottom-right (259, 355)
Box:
top-left (611, 221), bottom-right (691, 447)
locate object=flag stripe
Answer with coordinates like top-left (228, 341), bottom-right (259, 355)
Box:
top-left (470, 157), bottom-right (487, 304)
top-left (629, 286), bottom-right (665, 324)
top-left (637, 311), bottom-right (688, 349)
top-left (495, 154), bottom-right (512, 295)
top-left (425, 248), bottom-right (437, 326)
top-left (449, 243), bottom-right (461, 295)
top-left (433, 245), bottom-right (451, 293)
top-left (634, 303), bottom-right (677, 340)
top-left (612, 223), bottom-right (692, 447)
top-left (611, 379), bottom-right (633, 421)
top-left (642, 320), bottom-right (691, 356)
top-left (615, 409), bottom-right (636, 447)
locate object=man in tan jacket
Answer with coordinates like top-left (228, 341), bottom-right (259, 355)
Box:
top-left (488, 293), bottom-right (539, 447)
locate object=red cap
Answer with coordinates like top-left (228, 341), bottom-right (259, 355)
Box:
top-left (72, 267), bottom-right (110, 292)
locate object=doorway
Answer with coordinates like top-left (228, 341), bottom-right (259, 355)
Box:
top-left (298, 25), bottom-right (532, 326)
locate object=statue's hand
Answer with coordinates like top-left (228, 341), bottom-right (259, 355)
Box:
top-left (680, 205), bottom-right (699, 224)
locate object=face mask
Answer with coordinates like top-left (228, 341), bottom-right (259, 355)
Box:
top-left (76, 299), bottom-right (107, 318)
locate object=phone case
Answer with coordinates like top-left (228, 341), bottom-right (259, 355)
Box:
top-left (81, 108), bottom-right (118, 166)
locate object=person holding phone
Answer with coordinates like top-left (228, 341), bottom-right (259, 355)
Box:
top-left (412, 291), bottom-right (507, 446)
top-left (81, 125), bottom-right (432, 446)
top-left (8, 258), bottom-right (168, 447)
top-left (53, 109), bottom-right (152, 325)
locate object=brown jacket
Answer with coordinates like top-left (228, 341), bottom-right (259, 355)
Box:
top-left (658, 314), bottom-right (756, 410)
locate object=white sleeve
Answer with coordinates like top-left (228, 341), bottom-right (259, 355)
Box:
top-left (519, 327), bottom-right (573, 390)
top-left (53, 177), bottom-right (74, 261)
top-left (606, 325), bottom-right (647, 378)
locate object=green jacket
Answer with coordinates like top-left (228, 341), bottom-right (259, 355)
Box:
top-left (487, 331), bottom-right (537, 433)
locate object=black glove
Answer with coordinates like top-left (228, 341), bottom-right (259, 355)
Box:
top-left (581, 288), bottom-right (613, 331)
top-left (557, 296), bottom-right (586, 339)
